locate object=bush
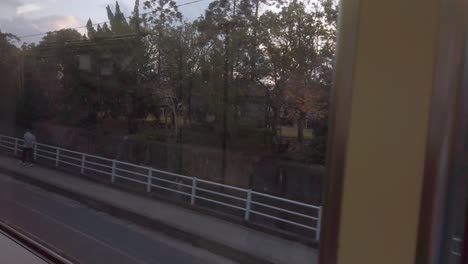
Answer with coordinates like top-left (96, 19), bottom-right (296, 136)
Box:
top-left (307, 136), bottom-right (328, 165)
top-left (15, 87), bottom-right (49, 127)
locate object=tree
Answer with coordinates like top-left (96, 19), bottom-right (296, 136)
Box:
top-left (258, 0), bottom-right (337, 144)
top-left (107, 1), bottom-right (131, 35)
top-left (19, 0), bottom-right (337, 166)
top-left (198, 0), bottom-right (235, 182)
top-left (0, 31), bottom-right (21, 130)
top-left (197, 0), bottom-right (266, 181)
top-left (81, 0), bottom-right (151, 132)
top-left (284, 71), bottom-right (326, 143)
top-left (0, 31), bottom-right (20, 76)
top-left (15, 84), bottom-right (49, 127)
top-left (130, 0), bottom-right (142, 31)
top-left (142, 0), bottom-right (183, 129)
top-left (144, 0), bottom-right (182, 90)
top-left (0, 31), bottom-right (19, 53)
top-left (39, 29), bottom-right (83, 45)
top-left (87, 19), bottom-right (97, 40)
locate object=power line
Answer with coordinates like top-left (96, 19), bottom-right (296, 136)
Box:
top-left (34, 22), bottom-right (246, 49)
top-left (35, 37), bottom-right (140, 52)
top-left (18, 0), bottom-right (208, 39)
top-left (176, 0), bottom-right (207, 7)
top-left (36, 33), bottom-right (144, 47)
top-left (18, 11), bottom-right (146, 39)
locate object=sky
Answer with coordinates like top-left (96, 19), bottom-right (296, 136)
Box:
top-left (0, 0), bottom-right (211, 44)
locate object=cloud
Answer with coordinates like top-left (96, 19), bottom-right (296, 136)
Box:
top-left (1, 0), bottom-right (23, 7)
top-left (0, 0), bottom-right (22, 18)
top-left (17, 3), bottom-right (42, 15)
top-left (50, 16), bottom-right (81, 30)
top-left (0, 15), bottom-right (85, 44)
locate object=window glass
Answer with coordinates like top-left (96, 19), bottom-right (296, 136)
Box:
top-left (0, 0), bottom-right (338, 263)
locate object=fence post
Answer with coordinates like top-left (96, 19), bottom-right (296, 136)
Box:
top-left (111, 160), bottom-right (116, 183)
top-left (80, 154), bottom-right (86, 174)
top-left (316, 206), bottom-right (322, 241)
top-left (33, 144), bottom-right (38, 161)
top-left (55, 148), bottom-right (60, 167)
top-left (147, 169), bottom-right (152, 193)
top-left (191, 178), bottom-right (197, 205)
top-left (14, 139), bottom-right (18, 156)
top-left (244, 189), bottom-right (252, 221)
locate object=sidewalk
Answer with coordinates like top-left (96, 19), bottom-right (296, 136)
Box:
top-left (0, 156), bottom-right (317, 264)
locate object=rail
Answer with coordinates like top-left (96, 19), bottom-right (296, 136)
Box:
top-left (0, 134), bottom-right (322, 240)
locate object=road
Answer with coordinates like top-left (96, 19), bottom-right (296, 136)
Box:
top-left (0, 171), bottom-right (237, 264)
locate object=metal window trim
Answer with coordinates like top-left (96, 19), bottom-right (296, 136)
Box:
top-left (415, 0), bottom-right (468, 263)
top-left (319, 0), bottom-right (362, 263)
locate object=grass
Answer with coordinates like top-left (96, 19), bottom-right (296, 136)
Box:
top-left (134, 124), bottom-right (274, 154)
top-left (280, 126), bottom-right (314, 139)
top-left (147, 114), bottom-right (312, 139)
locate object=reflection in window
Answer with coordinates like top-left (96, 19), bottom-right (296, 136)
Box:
top-left (0, 0), bottom-right (338, 258)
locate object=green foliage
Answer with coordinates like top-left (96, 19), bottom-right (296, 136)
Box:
top-left (0, 30), bottom-right (20, 72)
top-left (0, 31), bottom-right (19, 56)
top-left (13, 0), bottom-right (338, 161)
top-left (257, 0), bottom-right (337, 143)
top-left (107, 1), bottom-right (131, 35)
top-left (130, 0), bottom-right (142, 32)
top-left (87, 19), bottom-right (97, 39)
top-left (144, 0), bottom-right (182, 27)
top-left (0, 31), bottom-right (20, 127)
top-left (15, 87), bottom-right (49, 127)
top-left (307, 136), bottom-right (327, 164)
top-left (39, 29), bottom-right (83, 45)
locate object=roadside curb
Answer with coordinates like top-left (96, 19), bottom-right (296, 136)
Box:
top-left (0, 165), bottom-right (274, 264)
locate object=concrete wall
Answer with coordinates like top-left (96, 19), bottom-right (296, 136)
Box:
top-left (33, 122), bottom-right (324, 204)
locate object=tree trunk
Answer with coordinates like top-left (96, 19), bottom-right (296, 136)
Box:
top-left (272, 106), bottom-right (279, 136)
top-left (164, 108), bottom-right (169, 129)
top-left (297, 111), bottom-right (305, 144)
top-left (221, 26), bottom-right (231, 184)
top-left (172, 102), bottom-right (178, 140)
top-left (127, 94), bottom-right (134, 134)
top-left (250, 0), bottom-right (260, 81)
top-left (187, 78), bottom-right (193, 124)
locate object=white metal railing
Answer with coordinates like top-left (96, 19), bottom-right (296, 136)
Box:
top-left (0, 134), bottom-right (322, 240)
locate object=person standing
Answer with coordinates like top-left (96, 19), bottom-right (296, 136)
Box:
top-left (21, 129), bottom-right (36, 167)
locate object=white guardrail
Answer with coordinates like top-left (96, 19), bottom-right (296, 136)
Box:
top-left (0, 134), bottom-right (322, 240)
